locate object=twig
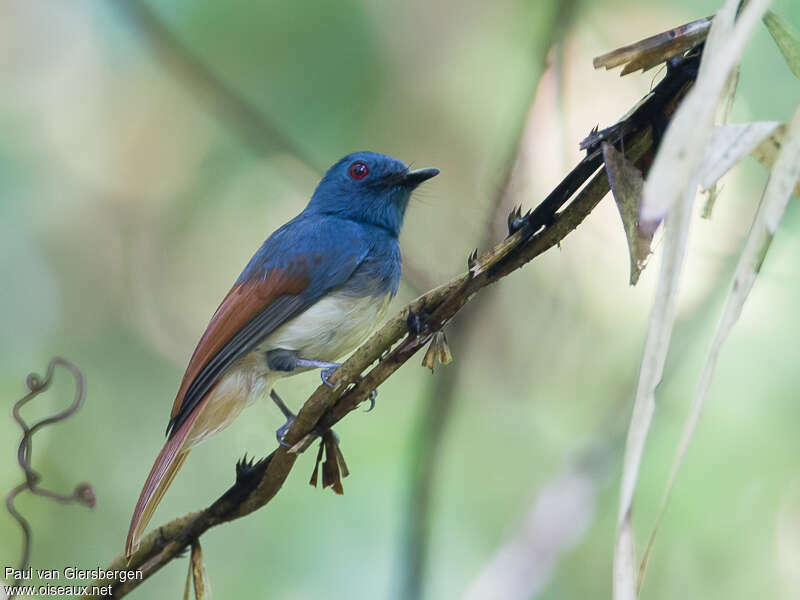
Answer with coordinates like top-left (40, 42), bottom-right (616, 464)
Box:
top-left (5, 358), bottom-right (94, 598)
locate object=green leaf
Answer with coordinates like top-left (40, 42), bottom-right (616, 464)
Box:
top-left (764, 11), bottom-right (800, 81)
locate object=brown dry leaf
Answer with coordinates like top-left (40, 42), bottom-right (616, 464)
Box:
top-left (321, 431), bottom-right (348, 495)
top-left (190, 541), bottom-right (210, 600)
top-left (639, 0), bottom-right (769, 229)
top-left (602, 143), bottom-right (651, 285)
top-left (594, 17), bottom-right (712, 75)
top-left (421, 331), bottom-right (453, 372)
top-left (752, 124), bottom-right (800, 195)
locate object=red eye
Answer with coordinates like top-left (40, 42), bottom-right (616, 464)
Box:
top-left (348, 161), bottom-right (369, 180)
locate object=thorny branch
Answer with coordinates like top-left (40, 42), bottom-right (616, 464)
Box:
top-left (5, 358), bottom-right (94, 598)
top-left (82, 41), bottom-right (703, 599)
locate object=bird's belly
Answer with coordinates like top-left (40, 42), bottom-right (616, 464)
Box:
top-left (258, 290), bottom-right (392, 363)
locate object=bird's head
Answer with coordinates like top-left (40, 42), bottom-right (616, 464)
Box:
top-left (305, 151), bottom-right (439, 236)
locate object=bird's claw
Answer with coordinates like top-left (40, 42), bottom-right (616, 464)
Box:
top-left (276, 415), bottom-right (295, 448)
top-left (364, 389), bottom-right (377, 412)
top-left (318, 365), bottom-right (377, 411)
top-left (321, 366), bottom-right (338, 388)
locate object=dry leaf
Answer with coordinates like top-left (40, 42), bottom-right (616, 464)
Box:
top-left (602, 143), bottom-right (652, 285)
top-left (190, 541), bottom-right (210, 600)
top-left (640, 101), bottom-right (800, 587)
top-left (318, 430), bottom-right (348, 495)
top-left (639, 0), bottom-right (770, 229)
top-left (696, 121), bottom-right (781, 190)
top-left (594, 17), bottom-right (713, 75)
top-left (614, 5), bottom-right (776, 596)
top-left (421, 331), bottom-right (454, 371)
top-left (752, 124), bottom-right (800, 195)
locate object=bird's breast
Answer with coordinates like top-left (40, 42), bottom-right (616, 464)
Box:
top-left (258, 290), bottom-right (393, 363)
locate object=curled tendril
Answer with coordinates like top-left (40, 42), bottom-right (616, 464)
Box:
top-left (5, 357), bottom-right (94, 597)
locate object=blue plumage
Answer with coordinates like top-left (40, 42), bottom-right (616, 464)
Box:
top-left (127, 152), bottom-right (438, 556)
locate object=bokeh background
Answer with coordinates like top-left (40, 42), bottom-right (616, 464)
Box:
top-left (2, 0), bottom-right (800, 598)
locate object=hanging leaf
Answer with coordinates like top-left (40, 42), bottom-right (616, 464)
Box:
top-left (613, 3), bottom-right (777, 596)
top-left (640, 101), bottom-right (800, 589)
top-left (190, 541), bottom-right (210, 600)
top-left (422, 331), bottom-right (454, 371)
top-left (320, 430), bottom-right (348, 495)
top-left (614, 169), bottom-right (699, 600)
top-left (602, 143), bottom-right (652, 285)
top-left (763, 11), bottom-right (800, 80)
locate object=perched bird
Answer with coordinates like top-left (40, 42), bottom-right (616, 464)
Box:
top-left (125, 151), bottom-right (438, 557)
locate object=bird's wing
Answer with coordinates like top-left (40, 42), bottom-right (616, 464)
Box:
top-left (166, 218), bottom-right (371, 437)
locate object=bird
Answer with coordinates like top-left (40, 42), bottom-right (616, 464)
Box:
top-left (125, 151), bottom-right (438, 557)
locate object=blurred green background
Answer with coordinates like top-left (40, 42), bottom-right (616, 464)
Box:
top-left (2, 1), bottom-right (800, 598)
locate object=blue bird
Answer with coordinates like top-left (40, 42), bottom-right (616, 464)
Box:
top-left (126, 151), bottom-right (438, 556)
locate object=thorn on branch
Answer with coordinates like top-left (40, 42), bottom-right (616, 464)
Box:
top-left (234, 453), bottom-right (269, 487)
top-left (6, 357), bottom-right (93, 598)
top-left (467, 249), bottom-right (479, 270)
top-left (506, 206), bottom-right (531, 237)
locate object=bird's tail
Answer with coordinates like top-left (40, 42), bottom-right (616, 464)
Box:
top-left (125, 399), bottom-right (205, 559)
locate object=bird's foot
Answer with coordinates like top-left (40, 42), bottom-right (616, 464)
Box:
top-left (321, 365), bottom-right (338, 387)
top-left (292, 358), bottom-right (342, 387)
top-left (275, 416), bottom-right (295, 447)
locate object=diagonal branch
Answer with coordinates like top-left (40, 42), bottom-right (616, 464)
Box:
top-left (82, 41), bottom-right (703, 600)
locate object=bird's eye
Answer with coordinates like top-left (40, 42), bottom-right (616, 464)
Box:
top-left (348, 161), bottom-right (369, 180)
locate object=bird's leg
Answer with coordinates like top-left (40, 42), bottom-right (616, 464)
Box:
top-left (270, 389), bottom-right (296, 447)
top-left (266, 349), bottom-right (377, 410)
top-left (293, 358), bottom-right (342, 387)
top-left (270, 389), bottom-right (345, 447)
top-left (296, 359), bottom-right (378, 410)
top-left (296, 358), bottom-right (378, 411)
top-left (265, 349), bottom-right (341, 387)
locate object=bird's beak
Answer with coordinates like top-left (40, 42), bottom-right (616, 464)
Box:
top-left (404, 167), bottom-right (440, 187)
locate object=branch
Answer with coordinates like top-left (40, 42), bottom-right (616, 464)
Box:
top-left (83, 42), bottom-right (703, 600)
